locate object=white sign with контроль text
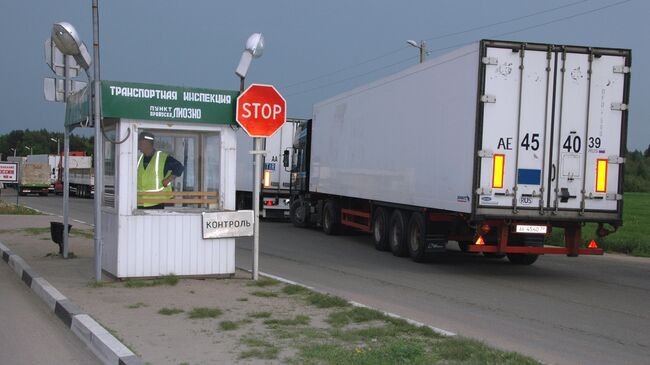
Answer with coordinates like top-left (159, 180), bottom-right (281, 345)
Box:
top-left (202, 210), bottom-right (254, 239)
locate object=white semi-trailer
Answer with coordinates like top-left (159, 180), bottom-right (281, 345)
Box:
top-left (289, 40), bottom-right (631, 265)
top-left (236, 119), bottom-right (303, 218)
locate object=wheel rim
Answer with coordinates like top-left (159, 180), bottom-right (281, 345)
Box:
top-left (409, 223), bottom-right (421, 252)
top-left (323, 209), bottom-right (330, 230)
top-left (391, 222), bottom-right (401, 249)
top-left (293, 203), bottom-right (305, 223)
top-left (373, 214), bottom-right (384, 242)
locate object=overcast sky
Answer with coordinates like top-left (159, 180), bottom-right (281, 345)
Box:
top-left (1, 0), bottom-right (648, 150)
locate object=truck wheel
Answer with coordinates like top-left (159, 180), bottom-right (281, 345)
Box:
top-left (372, 207), bottom-right (390, 251)
top-left (483, 252), bottom-right (506, 259)
top-left (407, 212), bottom-right (427, 262)
top-left (290, 198), bottom-right (310, 228)
top-left (322, 200), bottom-right (340, 235)
top-left (507, 253), bottom-right (539, 265)
top-left (389, 210), bottom-right (409, 257)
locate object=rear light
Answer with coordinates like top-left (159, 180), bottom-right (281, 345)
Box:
top-left (588, 240), bottom-right (599, 249)
top-left (474, 236), bottom-right (485, 245)
top-left (264, 200), bottom-right (275, 206)
top-left (492, 154), bottom-right (505, 189)
top-left (595, 159), bottom-right (608, 193)
top-left (263, 170), bottom-right (271, 188)
top-left (480, 223), bottom-right (491, 235)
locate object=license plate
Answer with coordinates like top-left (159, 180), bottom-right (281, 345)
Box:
top-left (515, 225), bottom-right (547, 234)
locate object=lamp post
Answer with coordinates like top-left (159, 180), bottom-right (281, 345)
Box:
top-left (10, 148), bottom-right (16, 157)
top-left (52, 19), bottom-right (102, 279)
top-left (235, 32), bottom-right (264, 280)
top-left (406, 40), bottom-right (427, 63)
top-left (50, 137), bottom-right (60, 156)
top-left (24, 146), bottom-right (33, 155)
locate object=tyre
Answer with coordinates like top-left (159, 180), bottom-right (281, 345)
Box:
top-left (389, 210), bottom-right (409, 257)
top-left (458, 241), bottom-right (473, 253)
top-left (372, 207), bottom-right (390, 251)
top-left (407, 212), bottom-right (427, 262)
top-left (290, 198), bottom-right (310, 228)
top-left (507, 253), bottom-right (539, 265)
top-left (322, 200), bottom-right (340, 235)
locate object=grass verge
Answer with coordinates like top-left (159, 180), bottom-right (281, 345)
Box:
top-left (124, 274), bottom-right (179, 288)
top-left (0, 201), bottom-right (41, 215)
top-left (158, 307), bottom-right (184, 316)
top-left (188, 307), bottom-right (223, 319)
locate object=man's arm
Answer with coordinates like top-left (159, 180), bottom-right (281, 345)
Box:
top-left (163, 155), bottom-right (184, 187)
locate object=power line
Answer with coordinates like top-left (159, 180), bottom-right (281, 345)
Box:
top-left (281, 0), bottom-right (593, 91)
top-left (286, 0), bottom-right (632, 98)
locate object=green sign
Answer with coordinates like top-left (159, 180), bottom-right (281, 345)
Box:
top-left (65, 80), bottom-right (239, 128)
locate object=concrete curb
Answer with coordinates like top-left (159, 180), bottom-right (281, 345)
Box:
top-left (237, 266), bottom-right (457, 337)
top-left (0, 240), bottom-right (144, 365)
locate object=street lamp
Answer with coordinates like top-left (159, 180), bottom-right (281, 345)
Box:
top-left (10, 148), bottom-right (16, 157)
top-left (51, 19), bottom-right (102, 280)
top-left (235, 32), bottom-right (264, 280)
top-left (50, 137), bottom-right (60, 156)
top-left (406, 39), bottom-right (427, 63)
top-left (24, 146), bottom-right (33, 155)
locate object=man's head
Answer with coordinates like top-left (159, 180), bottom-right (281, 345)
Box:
top-left (138, 132), bottom-right (155, 156)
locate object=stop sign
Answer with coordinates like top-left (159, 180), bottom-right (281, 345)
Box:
top-left (236, 84), bottom-right (286, 137)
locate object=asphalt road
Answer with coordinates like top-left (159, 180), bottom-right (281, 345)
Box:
top-left (6, 191), bottom-right (650, 365)
top-left (0, 263), bottom-right (99, 365)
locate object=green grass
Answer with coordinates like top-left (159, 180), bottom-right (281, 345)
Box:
top-left (158, 307), bottom-right (184, 316)
top-left (239, 336), bottom-right (280, 360)
top-left (237, 297), bottom-right (249, 302)
top-left (188, 307), bottom-right (223, 319)
top-left (87, 280), bottom-right (107, 288)
top-left (326, 307), bottom-right (388, 327)
top-left (306, 292), bottom-right (350, 309)
top-left (248, 311), bottom-right (272, 319)
top-left (127, 302), bottom-right (147, 309)
top-left (247, 278), bottom-right (280, 287)
top-left (264, 315), bottom-right (310, 327)
top-left (545, 192), bottom-right (650, 257)
top-left (219, 321), bottom-right (240, 331)
top-left (283, 284), bottom-right (311, 295)
top-left (250, 290), bottom-right (278, 298)
top-left (0, 202), bottom-right (41, 215)
top-left (124, 274), bottom-right (179, 288)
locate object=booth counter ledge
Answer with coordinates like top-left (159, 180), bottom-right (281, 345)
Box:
top-left (0, 240), bottom-right (143, 365)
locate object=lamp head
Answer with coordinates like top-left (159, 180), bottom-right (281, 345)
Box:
top-left (52, 22), bottom-right (82, 56)
top-left (245, 33), bottom-right (264, 58)
top-left (406, 40), bottom-right (419, 48)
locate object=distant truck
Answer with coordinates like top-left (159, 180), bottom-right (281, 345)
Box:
top-left (236, 119), bottom-right (303, 218)
top-left (289, 40), bottom-right (631, 265)
top-left (68, 168), bottom-right (94, 198)
top-left (18, 163), bottom-right (50, 196)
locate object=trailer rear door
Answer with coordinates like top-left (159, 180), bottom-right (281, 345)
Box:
top-left (476, 41), bottom-right (628, 219)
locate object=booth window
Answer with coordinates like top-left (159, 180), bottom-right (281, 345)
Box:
top-left (103, 123), bottom-right (117, 208)
top-left (136, 129), bottom-right (221, 211)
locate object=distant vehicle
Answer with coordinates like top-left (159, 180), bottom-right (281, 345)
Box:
top-left (236, 118), bottom-right (303, 218)
top-left (18, 163), bottom-right (50, 196)
top-left (288, 40), bottom-right (630, 265)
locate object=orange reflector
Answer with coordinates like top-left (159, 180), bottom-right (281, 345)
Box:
top-left (595, 159), bottom-right (608, 193)
top-left (263, 170), bottom-right (271, 188)
top-left (588, 240), bottom-right (599, 249)
top-left (492, 154), bottom-right (505, 189)
top-left (475, 236), bottom-right (485, 245)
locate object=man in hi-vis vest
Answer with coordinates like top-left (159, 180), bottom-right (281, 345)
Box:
top-left (137, 132), bottom-right (184, 209)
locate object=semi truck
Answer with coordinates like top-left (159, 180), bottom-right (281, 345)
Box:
top-left (18, 163), bottom-right (50, 196)
top-left (288, 39), bottom-right (631, 265)
top-left (236, 119), bottom-right (303, 218)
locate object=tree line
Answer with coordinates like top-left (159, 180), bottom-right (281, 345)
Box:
top-left (0, 129), bottom-right (93, 158)
top-left (1, 129), bottom-right (648, 192)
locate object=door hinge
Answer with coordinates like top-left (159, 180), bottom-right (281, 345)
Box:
top-left (481, 94), bottom-right (496, 103)
top-left (608, 156), bottom-right (625, 164)
top-left (482, 56), bottom-right (498, 65)
top-left (613, 65), bottom-right (630, 74)
top-left (478, 150), bottom-right (494, 158)
top-left (611, 102), bottom-right (628, 111)
top-left (606, 193), bottom-right (623, 201)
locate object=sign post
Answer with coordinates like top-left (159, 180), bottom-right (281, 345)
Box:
top-left (236, 84), bottom-right (286, 280)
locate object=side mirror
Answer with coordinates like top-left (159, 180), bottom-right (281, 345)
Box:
top-left (282, 149), bottom-right (290, 168)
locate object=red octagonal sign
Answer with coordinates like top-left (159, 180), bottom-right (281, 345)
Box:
top-left (236, 84), bottom-right (286, 137)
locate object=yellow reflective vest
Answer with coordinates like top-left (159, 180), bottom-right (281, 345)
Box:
top-left (137, 151), bottom-right (172, 207)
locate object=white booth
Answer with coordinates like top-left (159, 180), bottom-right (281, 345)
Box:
top-left (66, 80), bottom-right (240, 278)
